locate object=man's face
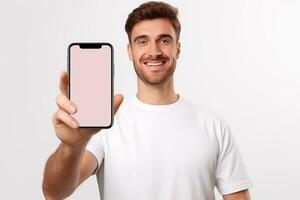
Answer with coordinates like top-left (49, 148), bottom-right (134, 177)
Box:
top-left (127, 18), bottom-right (180, 85)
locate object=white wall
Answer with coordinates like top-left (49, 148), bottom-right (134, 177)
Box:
top-left (0, 0), bottom-right (299, 199)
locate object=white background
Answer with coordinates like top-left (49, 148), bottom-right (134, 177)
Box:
top-left (0, 0), bottom-right (299, 199)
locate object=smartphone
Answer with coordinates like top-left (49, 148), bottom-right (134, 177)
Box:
top-left (67, 43), bottom-right (114, 128)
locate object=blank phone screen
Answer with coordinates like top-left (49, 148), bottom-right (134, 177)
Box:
top-left (69, 44), bottom-right (112, 127)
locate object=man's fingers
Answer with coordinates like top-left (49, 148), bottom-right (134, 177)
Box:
top-left (113, 94), bottom-right (124, 115)
top-left (53, 94), bottom-right (122, 130)
top-left (56, 93), bottom-right (77, 114)
top-left (53, 109), bottom-right (79, 129)
top-left (59, 70), bottom-right (69, 96)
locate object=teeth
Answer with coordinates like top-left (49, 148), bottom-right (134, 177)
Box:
top-left (145, 61), bottom-right (163, 66)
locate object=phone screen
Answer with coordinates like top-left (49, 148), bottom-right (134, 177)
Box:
top-left (68, 43), bottom-right (113, 128)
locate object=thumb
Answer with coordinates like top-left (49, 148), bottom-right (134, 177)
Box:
top-left (113, 94), bottom-right (124, 115)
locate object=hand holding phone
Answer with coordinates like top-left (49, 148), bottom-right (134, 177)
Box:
top-left (52, 70), bottom-right (123, 147)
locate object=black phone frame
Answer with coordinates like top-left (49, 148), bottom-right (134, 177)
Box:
top-left (67, 42), bottom-right (114, 129)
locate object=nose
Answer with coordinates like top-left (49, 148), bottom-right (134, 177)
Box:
top-left (148, 42), bottom-right (162, 58)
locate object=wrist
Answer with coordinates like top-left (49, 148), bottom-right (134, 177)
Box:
top-left (60, 140), bottom-right (88, 156)
top-left (61, 133), bottom-right (92, 150)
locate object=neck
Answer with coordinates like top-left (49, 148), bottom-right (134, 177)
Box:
top-left (136, 76), bottom-right (179, 105)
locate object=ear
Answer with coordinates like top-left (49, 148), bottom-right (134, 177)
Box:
top-left (127, 43), bottom-right (133, 61)
top-left (176, 42), bottom-right (181, 59)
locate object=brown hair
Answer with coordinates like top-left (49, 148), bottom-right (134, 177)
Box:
top-left (125, 1), bottom-right (181, 43)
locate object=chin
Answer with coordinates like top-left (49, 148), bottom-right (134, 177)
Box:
top-left (144, 73), bottom-right (171, 85)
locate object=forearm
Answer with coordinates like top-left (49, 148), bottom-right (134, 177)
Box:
top-left (42, 142), bottom-right (87, 199)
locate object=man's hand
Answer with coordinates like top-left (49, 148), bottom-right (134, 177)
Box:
top-left (52, 70), bottom-right (123, 147)
top-left (223, 189), bottom-right (251, 200)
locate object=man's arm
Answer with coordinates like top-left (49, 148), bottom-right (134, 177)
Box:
top-left (42, 142), bottom-right (97, 200)
top-left (223, 189), bottom-right (251, 200)
top-left (42, 70), bottom-right (123, 199)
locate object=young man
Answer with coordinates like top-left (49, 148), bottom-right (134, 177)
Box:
top-left (43, 2), bottom-right (252, 200)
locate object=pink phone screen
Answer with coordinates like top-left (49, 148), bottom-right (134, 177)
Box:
top-left (69, 44), bottom-right (112, 127)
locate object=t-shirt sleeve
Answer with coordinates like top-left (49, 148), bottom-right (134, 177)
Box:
top-left (215, 120), bottom-right (253, 195)
top-left (85, 131), bottom-right (105, 175)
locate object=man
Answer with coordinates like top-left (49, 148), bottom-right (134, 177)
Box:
top-left (43, 1), bottom-right (253, 200)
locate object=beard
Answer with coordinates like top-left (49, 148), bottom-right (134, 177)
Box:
top-left (132, 55), bottom-right (177, 86)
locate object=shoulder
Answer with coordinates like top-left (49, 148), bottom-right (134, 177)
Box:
top-left (184, 97), bottom-right (227, 125)
top-left (183, 98), bottom-right (232, 142)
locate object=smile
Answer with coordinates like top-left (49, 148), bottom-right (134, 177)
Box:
top-left (142, 60), bottom-right (167, 72)
top-left (143, 60), bottom-right (166, 66)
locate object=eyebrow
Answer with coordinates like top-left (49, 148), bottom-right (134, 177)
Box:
top-left (158, 34), bottom-right (174, 41)
top-left (133, 34), bottom-right (174, 43)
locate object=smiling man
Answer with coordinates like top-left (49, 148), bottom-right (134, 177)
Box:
top-left (43, 1), bottom-right (253, 200)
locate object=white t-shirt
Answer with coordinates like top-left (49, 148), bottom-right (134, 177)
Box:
top-left (86, 94), bottom-right (253, 200)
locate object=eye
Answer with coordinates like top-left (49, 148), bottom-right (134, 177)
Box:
top-left (137, 38), bottom-right (147, 45)
top-left (160, 38), bottom-right (171, 44)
